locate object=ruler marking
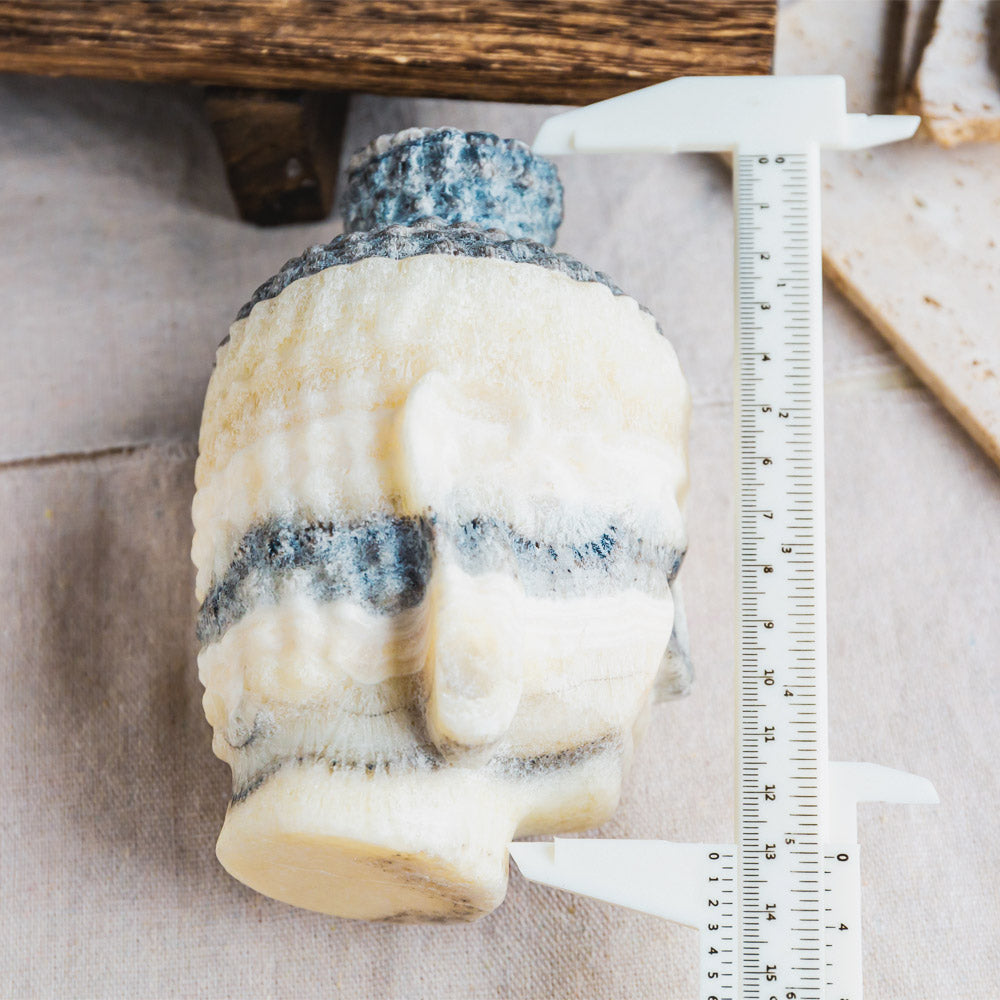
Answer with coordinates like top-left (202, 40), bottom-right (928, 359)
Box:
top-left (735, 149), bottom-right (827, 1000)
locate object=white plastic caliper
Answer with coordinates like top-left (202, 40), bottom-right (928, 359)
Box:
top-left (510, 76), bottom-right (937, 1000)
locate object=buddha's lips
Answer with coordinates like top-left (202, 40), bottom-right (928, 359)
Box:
top-left (228, 732), bottom-right (623, 807)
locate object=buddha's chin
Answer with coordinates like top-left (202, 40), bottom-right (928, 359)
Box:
top-left (215, 744), bottom-right (628, 921)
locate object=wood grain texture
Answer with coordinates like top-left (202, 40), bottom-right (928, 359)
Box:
top-left (205, 87), bottom-right (348, 226)
top-left (0, 1), bottom-right (776, 105)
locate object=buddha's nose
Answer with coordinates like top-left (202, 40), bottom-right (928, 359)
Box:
top-left (393, 371), bottom-right (524, 755)
top-left (424, 558), bottom-right (523, 754)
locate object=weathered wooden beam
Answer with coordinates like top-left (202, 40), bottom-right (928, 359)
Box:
top-left (0, 1), bottom-right (776, 106)
top-left (204, 87), bottom-right (348, 226)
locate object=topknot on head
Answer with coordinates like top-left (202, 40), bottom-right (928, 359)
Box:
top-left (341, 127), bottom-right (564, 247)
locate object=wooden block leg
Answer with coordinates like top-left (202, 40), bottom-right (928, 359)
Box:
top-left (204, 87), bottom-right (349, 226)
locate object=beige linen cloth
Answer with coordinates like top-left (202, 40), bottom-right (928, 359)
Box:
top-left (2, 15), bottom-right (998, 1000)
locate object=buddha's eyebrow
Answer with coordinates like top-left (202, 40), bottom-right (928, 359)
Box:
top-left (197, 513), bottom-right (683, 647)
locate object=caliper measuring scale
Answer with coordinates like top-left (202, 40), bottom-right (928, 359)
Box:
top-left (510, 76), bottom-right (938, 1000)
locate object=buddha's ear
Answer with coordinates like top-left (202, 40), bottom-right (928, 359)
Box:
top-left (653, 579), bottom-right (693, 701)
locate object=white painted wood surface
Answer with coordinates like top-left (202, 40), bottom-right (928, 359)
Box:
top-left (779, 0), bottom-right (1000, 468)
top-left (912, 0), bottom-right (1000, 147)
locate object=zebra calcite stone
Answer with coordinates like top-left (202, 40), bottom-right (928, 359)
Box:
top-left (192, 127), bottom-right (692, 922)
